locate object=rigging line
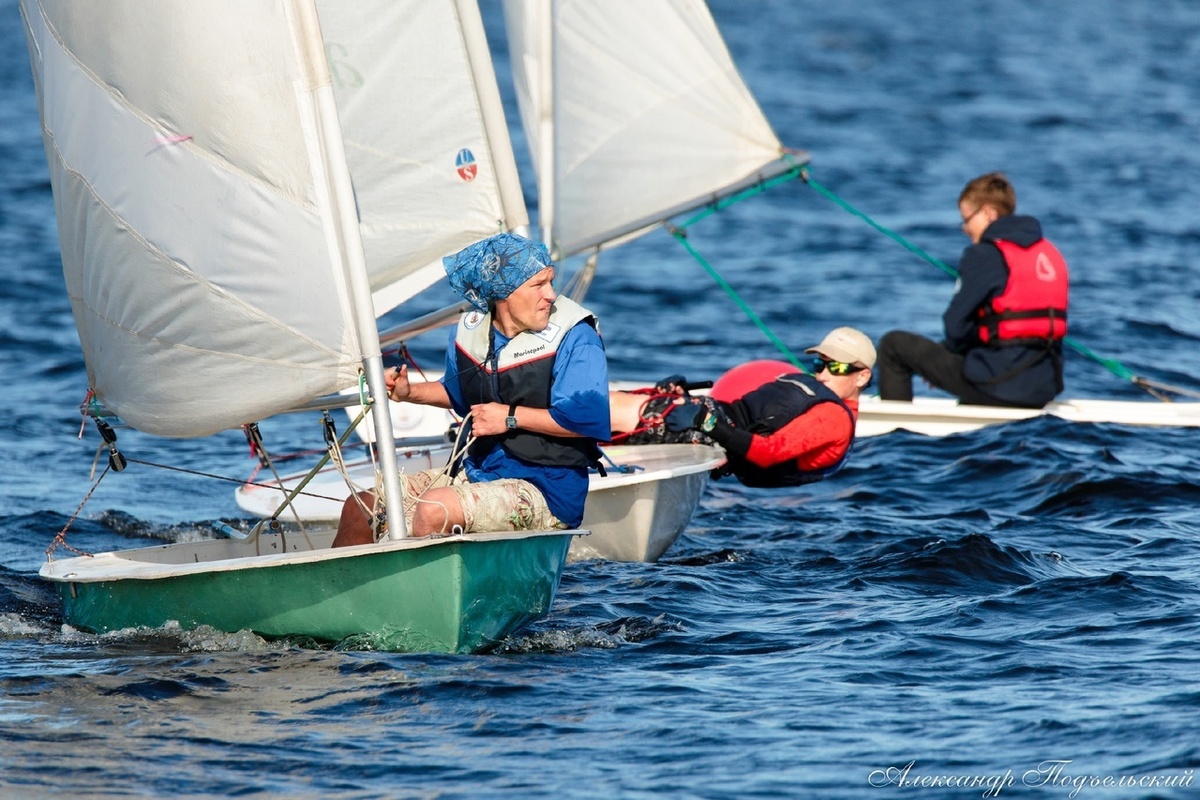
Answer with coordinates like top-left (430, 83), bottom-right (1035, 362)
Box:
top-left (797, 168), bottom-right (1160, 389)
top-left (270, 402), bottom-right (375, 521)
top-left (123, 457), bottom-right (346, 503)
top-left (666, 159), bottom-right (809, 370)
top-left (245, 423), bottom-right (314, 550)
top-left (668, 223), bottom-right (804, 370)
top-left (1134, 376), bottom-right (1200, 400)
top-left (47, 462), bottom-right (111, 560)
top-left (675, 162), bottom-right (807, 230)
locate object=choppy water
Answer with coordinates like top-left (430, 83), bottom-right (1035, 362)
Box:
top-left (3, 1), bottom-right (1200, 798)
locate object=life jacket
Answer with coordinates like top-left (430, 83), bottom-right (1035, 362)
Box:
top-left (977, 238), bottom-right (1069, 345)
top-left (454, 296), bottom-right (602, 468)
top-left (720, 373), bottom-right (855, 488)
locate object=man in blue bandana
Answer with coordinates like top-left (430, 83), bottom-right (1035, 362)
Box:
top-left (333, 233), bottom-right (610, 545)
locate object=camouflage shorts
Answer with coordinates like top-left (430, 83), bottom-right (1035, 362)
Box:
top-left (394, 468), bottom-right (568, 534)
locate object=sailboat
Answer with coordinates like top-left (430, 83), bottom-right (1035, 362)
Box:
top-left (24, 0), bottom-right (581, 652)
top-left (234, 0), bottom-right (803, 563)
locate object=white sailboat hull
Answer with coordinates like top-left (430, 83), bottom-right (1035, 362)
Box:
top-left (569, 444), bottom-right (719, 563)
top-left (855, 395), bottom-right (1200, 438)
top-left (236, 442), bottom-right (723, 564)
top-left (234, 382), bottom-right (1200, 565)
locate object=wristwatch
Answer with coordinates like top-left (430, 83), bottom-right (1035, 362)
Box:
top-left (505, 404), bottom-right (518, 431)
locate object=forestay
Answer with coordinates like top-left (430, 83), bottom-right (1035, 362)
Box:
top-left (23, 0), bottom-right (527, 438)
top-left (503, 0), bottom-right (794, 257)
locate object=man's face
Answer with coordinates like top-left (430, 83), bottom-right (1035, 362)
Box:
top-left (502, 267), bottom-right (557, 332)
top-left (812, 353), bottom-right (870, 400)
top-left (959, 200), bottom-right (993, 245)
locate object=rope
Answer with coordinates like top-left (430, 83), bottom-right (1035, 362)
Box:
top-left (597, 449), bottom-right (643, 474)
top-left (351, 405), bottom-right (480, 541)
top-left (798, 167), bottom-right (1196, 400)
top-left (665, 160), bottom-right (809, 370)
top-left (47, 462), bottom-right (111, 560)
top-left (674, 159), bottom-right (807, 229)
top-left (668, 224), bottom-right (805, 370)
top-left (122, 457), bottom-right (347, 502)
top-left (406, 410), bottom-right (479, 536)
top-left (243, 423), bottom-right (314, 550)
top-left (608, 389), bottom-right (681, 443)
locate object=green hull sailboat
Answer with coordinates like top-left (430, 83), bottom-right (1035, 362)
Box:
top-left (44, 530), bottom-right (572, 653)
top-left (23, 0), bottom-right (579, 652)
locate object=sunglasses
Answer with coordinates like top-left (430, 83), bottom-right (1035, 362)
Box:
top-left (810, 357), bottom-right (865, 376)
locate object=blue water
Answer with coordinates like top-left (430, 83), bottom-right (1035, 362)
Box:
top-left (3, 1), bottom-right (1200, 797)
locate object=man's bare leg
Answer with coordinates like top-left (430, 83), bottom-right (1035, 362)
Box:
top-left (332, 490), bottom-right (378, 547)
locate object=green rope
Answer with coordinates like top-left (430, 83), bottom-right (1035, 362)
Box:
top-left (667, 160), bottom-right (809, 370)
top-left (799, 168), bottom-right (1145, 387)
top-left (802, 171), bottom-right (959, 280)
top-left (676, 162), bottom-right (807, 229)
top-left (668, 223), bottom-right (805, 371)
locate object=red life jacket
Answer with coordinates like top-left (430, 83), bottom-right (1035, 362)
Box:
top-left (977, 238), bottom-right (1069, 344)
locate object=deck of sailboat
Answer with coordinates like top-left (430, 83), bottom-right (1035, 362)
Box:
top-left (39, 528), bottom-right (575, 581)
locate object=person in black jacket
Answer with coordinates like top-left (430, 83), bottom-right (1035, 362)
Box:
top-left (875, 172), bottom-right (1069, 408)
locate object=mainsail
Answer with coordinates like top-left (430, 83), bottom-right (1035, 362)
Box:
top-left (22, 0), bottom-right (527, 437)
top-left (502, 0), bottom-right (797, 258)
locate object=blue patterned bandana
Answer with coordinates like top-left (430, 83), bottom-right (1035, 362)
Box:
top-left (442, 233), bottom-right (552, 312)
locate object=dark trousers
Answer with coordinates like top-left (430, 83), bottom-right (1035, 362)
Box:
top-left (876, 330), bottom-right (1002, 405)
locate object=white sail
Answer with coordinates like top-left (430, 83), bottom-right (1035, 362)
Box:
top-left (22, 0), bottom-right (528, 438)
top-left (503, 0), bottom-right (794, 257)
top-left (316, 0), bottom-right (528, 315)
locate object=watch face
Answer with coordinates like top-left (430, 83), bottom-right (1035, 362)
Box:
top-left (506, 416), bottom-right (517, 430)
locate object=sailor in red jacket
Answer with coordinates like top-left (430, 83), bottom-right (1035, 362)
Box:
top-left (875, 172), bottom-right (1068, 408)
top-left (610, 327), bottom-right (875, 488)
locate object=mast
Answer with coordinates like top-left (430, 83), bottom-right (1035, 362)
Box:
top-left (291, 0), bottom-right (407, 538)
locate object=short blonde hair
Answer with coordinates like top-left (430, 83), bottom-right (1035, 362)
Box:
top-left (959, 172), bottom-right (1016, 217)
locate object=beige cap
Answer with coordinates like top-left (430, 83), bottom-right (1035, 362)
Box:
top-left (804, 327), bottom-right (876, 369)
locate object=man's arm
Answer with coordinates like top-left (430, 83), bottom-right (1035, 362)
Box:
top-left (738, 404), bottom-right (853, 469)
top-left (544, 323), bottom-right (611, 439)
top-left (467, 322), bottom-right (610, 438)
top-left (386, 364), bottom-right (451, 409)
top-left (469, 403), bottom-right (582, 437)
top-left (943, 243), bottom-right (1007, 350)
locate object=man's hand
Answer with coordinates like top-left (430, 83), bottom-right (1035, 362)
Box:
top-left (385, 364), bottom-right (412, 402)
top-left (655, 374), bottom-right (689, 395)
top-left (469, 402), bottom-right (511, 436)
top-left (664, 401), bottom-right (706, 433)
